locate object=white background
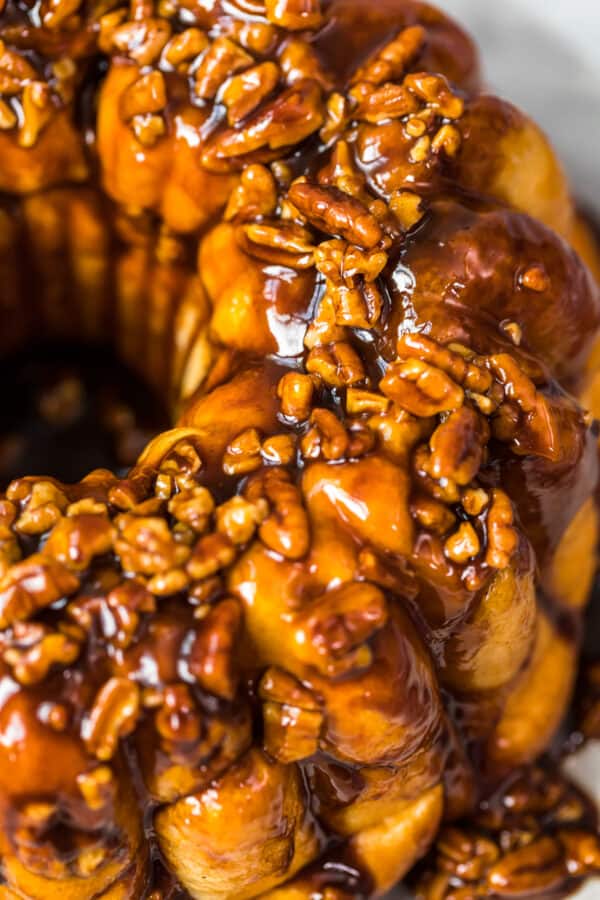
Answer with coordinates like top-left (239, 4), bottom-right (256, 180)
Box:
top-left (389, 2), bottom-right (600, 898)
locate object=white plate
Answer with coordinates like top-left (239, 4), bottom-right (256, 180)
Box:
top-left (388, 2), bottom-right (600, 896)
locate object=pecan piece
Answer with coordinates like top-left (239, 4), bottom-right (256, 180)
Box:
top-left (201, 79), bottom-right (324, 171)
top-left (188, 598), bottom-right (243, 700)
top-left (0, 555), bottom-right (79, 628)
top-left (381, 359), bottom-right (464, 417)
top-left (221, 61), bottom-right (281, 125)
top-left (265, 0), bottom-right (323, 30)
top-left (306, 342), bottom-right (365, 388)
top-left (224, 164), bottom-right (278, 222)
top-left (246, 468), bottom-right (310, 559)
top-left (83, 678), bottom-right (141, 761)
top-left (288, 182), bottom-right (383, 249)
top-left (486, 837), bottom-right (567, 896)
top-left (351, 25), bottom-right (426, 85)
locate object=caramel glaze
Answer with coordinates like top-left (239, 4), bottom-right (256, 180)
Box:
top-left (0, 0), bottom-right (600, 898)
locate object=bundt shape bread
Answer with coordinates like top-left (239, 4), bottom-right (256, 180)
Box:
top-left (0, 1), bottom-right (600, 898)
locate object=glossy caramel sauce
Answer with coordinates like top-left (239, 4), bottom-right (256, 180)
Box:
top-left (0, 1), bottom-right (599, 898)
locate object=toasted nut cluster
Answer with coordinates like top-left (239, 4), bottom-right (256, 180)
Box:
top-left (415, 765), bottom-right (600, 899)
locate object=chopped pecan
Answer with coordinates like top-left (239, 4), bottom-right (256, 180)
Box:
top-left (0, 555), bottom-right (79, 628)
top-left (306, 342), bottom-right (365, 388)
top-left (279, 38), bottom-right (331, 88)
top-left (221, 61), bottom-right (281, 125)
top-left (8, 478), bottom-right (69, 536)
top-left (188, 598), bottom-right (243, 700)
top-left (277, 371), bottom-right (316, 421)
top-left (168, 486), bottom-right (214, 533)
top-left (224, 164), bottom-right (278, 222)
top-left (4, 624), bottom-right (80, 685)
top-left (163, 28), bottom-right (208, 69)
top-left (350, 81), bottom-right (419, 123)
top-left (201, 79), bottom-right (324, 171)
top-left (381, 359), bottom-right (464, 417)
top-left (427, 407), bottom-right (489, 486)
top-left (223, 427), bottom-right (263, 476)
top-left (261, 434), bottom-right (297, 466)
top-left (288, 182), bottom-right (383, 249)
top-left (120, 71), bottom-right (166, 122)
top-left (486, 837), bottom-right (567, 896)
top-left (520, 264), bottom-right (550, 293)
top-left (265, 0), bottom-right (323, 29)
top-left (77, 766), bottom-right (116, 812)
top-left (412, 495), bottom-right (456, 536)
top-left (43, 514), bottom-right (116, 572)
top-left (238, 220), bottom-right (316, 269)
top-left (116, 515), bottom-right (190, 575)
top-left (186, 533), bottom-right (237, 580)
top-left (260, 667), bottom-right (323, 762)
top-left (485, 489), bottom-right (518, 569)
top-left (194, 37), bottom-right (253, 100)
top-left (404, 72), bottom-right (464, 119)
top-left (397, 335), bottom-right (492, 394)
top-left (155, 683), bottom-right (202, 746)
top-left (83, 678), bottom-right (141, 761)
top-left (432, 123), bottom-right (462, 158)
top-left (111, 18), bottom-right (172, 67)
top-left (216, 496), bottom-right (268, 545)
top-left (246, 467), bottom-right (310, 560)
top-left (301, 408), bottom-right (348, 461)
top-left (390, 190), bottom-right (426, 230)
top-left (351, 25), bottom-right (426, 85)
top-left (444, 522), bottom-right (481, 564)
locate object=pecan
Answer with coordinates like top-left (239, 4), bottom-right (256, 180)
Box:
top-left (301, 408), bottom-right (348, 461)
top-left (188, 598), bottom-right (243, 700)
top-left (168, 486), bottom-right (214, 533)
top-left (221, 61), bottom-right (281, 125)
top-left (432, 123), bottom-right (462, 158)
top-left (279, 38), bottom-right (331, 88)
top-left (223, 427), bottom-right (263, 476)
top-left (43, 514), bottom-right (116, 572)
top-left (381, 359), bottom-right (464, 417)
top-left (120, 71), bottom-right (166, 122)
top-left (40, 0), bottom-right (81, 29)
top-left (116, 515), bottom-right (190, 575)
top-left (397, 335), bottom-right (492, 394)
top-left (246, 467), bottom-right (310, 559)
top-left (288, 182), bottom-right (383, 249)
top-left (404, 72), bottom-right (465, 120)
top-left (8, 478), bottom-right (69, 536)
top-left (277, 372), bottom-right (315, 421)
top-left (260, 667), bottom-right (323, 762)
top-left (390, 190), bottom-right (426, 230)
top-left (350, 81), bottom-right (419, 123)
top-left (186, 533), bottom-right (237, 580)
top-left (306, 342), bottom-right (365, 388)
top-left (409, 134), bottom-right (432, 163)
top-left (224, 164), bottom-right (278, 222)
top-left (314, 239), bottom-right (387, 285)
top-left (216, 496), bottom-right (268, 545)
top-left (201, 79), bottom-right (324, 171)
top-left (462, 488), bottom-right (489, 517)
top-left (444, 522), bottom-right (481, 564)
top-left (155, 683), bottom-right (202, 746)
top-left (163, 28), bottom-right (208, 70)
top-left (351, 25), bottom-right (426, 85)
top-left (558, 830), bottom-right (600, 876)
top-left (265, 0), bottom-right (324, 30)
top-left (111, 19), bottom-right (172, 67)
top-left (486, 837), bottom-right (567, 896)
top-left (412, 495), bottom-right (456, 535)
top-left (77, 766), bottom-right (116, 812)
top-left (261, 434), bottom-right (297, 465)
top-left (159, 439), bottom-right (203, 489)
top-left (320, 91), bottom-right (352, 143)
top-left (238, 220), bottom-right (316, 269)
top-left (4, 625), bottom-right (80, 685)
top-left (485, 488), bottom-right (518, 569)
top-left (427, 407), bottom-right (489, 486)
top-left (0, 555), bottom-right (79, 628)
top-left (346, 389), bottom-right (390, 416)
top-left (83, 678), bottom-right (141, 761)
